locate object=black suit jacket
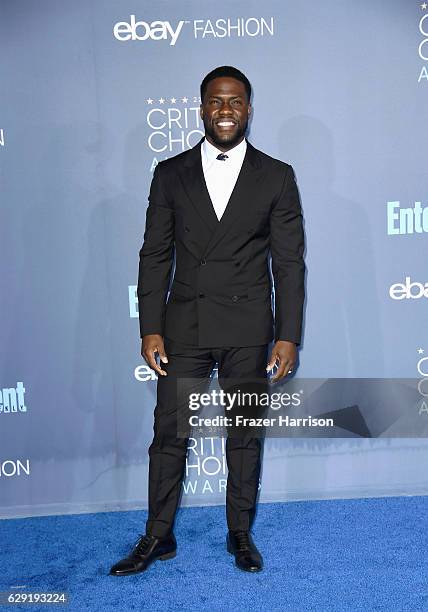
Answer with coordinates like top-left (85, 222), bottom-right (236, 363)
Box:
top-left (137, 136), bottom-right (305, 347)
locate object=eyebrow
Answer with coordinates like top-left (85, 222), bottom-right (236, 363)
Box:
top-left (207, 94), bottom-right (244, 100)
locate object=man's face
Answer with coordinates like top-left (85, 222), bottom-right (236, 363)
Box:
top-left (200, 77), bottom-right (251, 150)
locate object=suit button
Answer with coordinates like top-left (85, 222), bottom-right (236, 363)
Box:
top-left (231, 295), bottom-right (239, 302)
top-left (184, 226), bottom-right (190, 232)
top-left (235, 262), bottom-right (240, 267)
top-left (198, 293), bottom-right (205, 298)
top-left (200, 259), bottom-right (206, 266)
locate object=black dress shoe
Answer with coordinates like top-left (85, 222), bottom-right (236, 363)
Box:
top-left (109, 533), bottom-right (176, 576)
top-left (226, 530), bottom-right (263, 572)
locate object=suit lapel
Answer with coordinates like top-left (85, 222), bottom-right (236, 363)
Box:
top-left (178, 137), bottom-right (219, 232)
top-left (178, 137), bottom-right (265, 257)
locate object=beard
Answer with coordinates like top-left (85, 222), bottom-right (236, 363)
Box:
top-left (203, 117), bottom-right (248, 149)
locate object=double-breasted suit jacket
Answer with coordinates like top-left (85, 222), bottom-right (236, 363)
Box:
top-left (137, 136), bottom-right (305, 348)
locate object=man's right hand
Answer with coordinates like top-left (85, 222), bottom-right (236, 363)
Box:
top-left (141, 334), bottom-right (168, 376)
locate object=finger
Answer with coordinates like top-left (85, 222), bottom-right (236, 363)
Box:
top-left (271, 362), bottom-right (286, 382)
top-left (282, 362), bottom-right (296, 380)
top-left (271, 358), bottom-right (293, 383)
top-left (153, 344), bottom-right (168, 374)
top-left (145, 348), bottom-right (167, 376)
top-left (158, 346), bottom-right (169, 364)
top-left (266, 353), bottom-right (279, 372)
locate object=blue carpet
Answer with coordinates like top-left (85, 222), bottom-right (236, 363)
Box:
top-left (1, 497), bottom-right (427, 611)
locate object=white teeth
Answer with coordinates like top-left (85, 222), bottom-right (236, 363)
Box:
top-left (218, 121), bottom-right (234, 126)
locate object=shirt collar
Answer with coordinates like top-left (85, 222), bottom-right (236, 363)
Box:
top-left (201, 137), bottom-right (247, 167)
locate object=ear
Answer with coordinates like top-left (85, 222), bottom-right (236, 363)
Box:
top-left (200, 105), bottom-right (204, 120)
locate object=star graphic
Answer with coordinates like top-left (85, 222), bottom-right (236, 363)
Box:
top-left (418, 348), bottom-right (425, 354)
top-left (182, 96), bottom-right (188, 103)
top-left (170, 97), bottom-right (177, 103)
top-left (146, 98), bottom-right (153, 104)
top-left (422, 2), bottom-right (427, 9)
top-left (159, 97), bottom-right (165, 104)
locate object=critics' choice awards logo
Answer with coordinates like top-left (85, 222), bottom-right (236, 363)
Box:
top-left (0, 382), bottom-right (27, 414)
top-left (183, 437), bottom-right (227, 496)
top-left (183, 438), bottom-right (260, 496)
top-left (417, 348), bottom-right (428, 415)
top-left (419, 2), bottom-right (428, 82)
top-left (145, 95), bottom-right (204, 162)
top-left (113, 15), bottom-right (274, 45)
top-left (387, 201), bottom-right (428, 235)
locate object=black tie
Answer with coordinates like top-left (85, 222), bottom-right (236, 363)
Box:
top-left (216, 153), bottom-right (229, 161)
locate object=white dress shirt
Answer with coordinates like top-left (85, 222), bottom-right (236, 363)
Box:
top-left (201, 137), bottom-right (247, 221)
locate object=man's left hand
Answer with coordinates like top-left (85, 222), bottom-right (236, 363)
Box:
top-left (266, 340), bottom-right (297, 383)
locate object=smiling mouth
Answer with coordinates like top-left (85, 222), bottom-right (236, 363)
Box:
top-left (216, 120), bottom-right (237, 129)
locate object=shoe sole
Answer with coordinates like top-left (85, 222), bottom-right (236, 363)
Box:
top-left (159, 550), bottom-right (177, 561)
top-left (109, 549), bottom-right (177, 576)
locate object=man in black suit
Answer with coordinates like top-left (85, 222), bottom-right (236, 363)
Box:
top-left (110, 66), bottom-right (305, 576)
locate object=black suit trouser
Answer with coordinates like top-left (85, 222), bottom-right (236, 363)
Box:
top-left (146, 336), bottom-right (269, 538)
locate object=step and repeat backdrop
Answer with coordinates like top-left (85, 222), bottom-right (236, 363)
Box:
top-left (1, 0), bottom-right (428, 517)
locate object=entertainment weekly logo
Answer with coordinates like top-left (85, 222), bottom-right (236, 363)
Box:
top-left (113, 15), bottom-right (274, 46)
top-left (0, 382), bottom-right (27, 414)
top-left (387, 201), bottom-right (428, 235)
